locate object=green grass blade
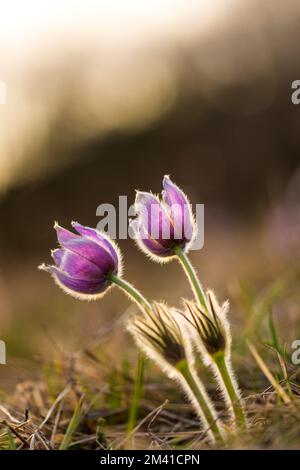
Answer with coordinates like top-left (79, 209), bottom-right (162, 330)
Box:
top-left (108, 369), bottom-right (120, 422)
top-left (6, 428), bottom-right (16, 450)
top-left (268, 310), bottom-right (282, 354)
top-left (127, 353), bottom-right (145, 433)
top-left (59, 395), bottom-right (84, 450)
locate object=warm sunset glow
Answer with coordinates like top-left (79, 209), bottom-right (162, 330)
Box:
top-left (0, 1), bottom-right (234, 192)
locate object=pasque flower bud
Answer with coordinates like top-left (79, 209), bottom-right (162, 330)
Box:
top-left (39, 221), bottom-right (122, 300)
top-left (183, 291), bottom-right (248, 430)
top-left (128, 302), bottom-right (226, 444)
top-left (130, 175), bottom-right (196, 262)
top-left (128, 302), bottom-right (186, 370)
top-left (183, 291), bottom-right (230, 358)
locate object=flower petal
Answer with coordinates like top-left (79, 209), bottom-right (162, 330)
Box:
top-left (71, 222), bottom-right (119, 265)
top-left (54, 222), bottom-right (79, 246)
top-left (162, 175), bottom-right (188, 208)
top-left (130, 218), bottom-right (173, 257)
top-left (135, 191), bottom-right (174, 244)
top-left (61, 237), bottom-right (117, 275)
top-left (56, 250), bottom-right (105, 280)
top-left (51, 248), bottom-right (64, 268)
top-left (47, 266), bottom-right (110, 296)
top-left (162, 175), bottom-right (194, 241)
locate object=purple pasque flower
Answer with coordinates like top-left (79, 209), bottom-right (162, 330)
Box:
top-left (39, 221), bottom-right (122, 300)
top-left (130, 175), bottom-right (196, 261)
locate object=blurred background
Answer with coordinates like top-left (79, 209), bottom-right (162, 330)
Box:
top-left (0, 0), bottom-right (300, 389)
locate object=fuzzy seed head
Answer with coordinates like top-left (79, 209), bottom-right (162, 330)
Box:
top-left (128, 302), bottom-right (186, 366)
top-left (183, 291), bottom-right (229, 356)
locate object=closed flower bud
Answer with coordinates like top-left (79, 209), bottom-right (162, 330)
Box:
top-left (130, 175), bottom-right (196, 262)
top-left (128, 302), bottom-right (186, 371)
top-left (183, 292), bottom-right (247, 430)
top-left (39, 221), bottom-right (122, 300)
top-left (128, 303), bottom-right (226, 444)
top-left (183, 290), bottom-right (230, 358)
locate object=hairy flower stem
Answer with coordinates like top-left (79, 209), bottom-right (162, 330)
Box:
top-left (174, 245), bottom-right (208, 312)
top-left (212, 352), bottom-right (247, 430)
top-left (174, 246), bottom-right (248, 430)
top-left (109, 273), bottom-right (152, 314)
top-left (176, 359), bottom-right (225, 444)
